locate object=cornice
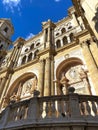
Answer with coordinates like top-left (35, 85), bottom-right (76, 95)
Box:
top-left (25, 32), bottom-right (43, 44)
top-left (14, 58), bottom-right (39, 72)
top-left (55, 16), bottom-right (72, 27)
top-left (56, 41), bottom-right (79, 53)
top-left (74, 29), bottom-right (89, 38)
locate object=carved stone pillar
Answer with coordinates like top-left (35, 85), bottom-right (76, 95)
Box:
top-left (82, 42), bottom-right (98, 94)
top-left (54, 80), bottom-right (61, 95)
top-left (51, 56), bottom-right (54, 95)
top-left (67, 36), bottom-right (71, 43)
top-left (61, 39), bottom-right (64, 47)
top-left (38, 59), bottom-right (45, 97)
top-left (0, 77), bottom-right (6, 97)
top-left (0, 73), bottom-right (12, 108)
top-left (44, 57), bottom-right (51, 96)
top-left (0, 76), bottom-right (8, 109)
top-left (48, 28), bottom-right (51, 42)
top-left (10, 46), bottom-right (17, 61)
top-left (43, 29), bottom-right (46, 48)
top-left (14, 45), bottom-right (23, 67)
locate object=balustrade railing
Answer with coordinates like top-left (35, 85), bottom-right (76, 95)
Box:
top-left (38, 95), bottom-right (69, 119)
top-left (8, 99), bottom-right (30, 122)
top-left (79, 95), bottom-right (98, 117)
top-left (0, 92), bottom-right (98, 130)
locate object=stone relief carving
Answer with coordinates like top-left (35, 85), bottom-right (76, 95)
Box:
top-left (59, 65), bottom-right (89, 95)
top-left (21, 76), bottom-right (38, 98)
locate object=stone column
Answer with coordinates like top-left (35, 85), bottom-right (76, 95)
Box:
top-left (81, 42), bottom-right (98, 94)
top-left (43, 29), bottom-right (46, 48)
top-left (44, 57), bottom-right (51, 96)
top-left (61, 39), bottom-right (64, 47)
top-left (54, 80), bottom-right (61, 95)
top-left (10, 46), bottom-right (17, 61)
top-left (48, 28), bottom-right (51, 42)
top-left (0, 73), bottom-right (12, 108)
top-left (67, 36), bottom-right (71, 43)
top-left (0, 77), bottom-right (6, 97)
top-left (51, 56), bottom-right (54, 95)
top-left (38, 59), bottom-right (45, 97)
top-left (14, 45), bottom-right (23, 67)
top-left (12, 46), bottom-right (18, 63)
top-left (0, 76), bottom-right (8, 108)
top-left (89, 39), bottom-right (98, 66)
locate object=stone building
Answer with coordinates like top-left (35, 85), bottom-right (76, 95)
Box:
top-left (0, 0), bottom-right (98, 130)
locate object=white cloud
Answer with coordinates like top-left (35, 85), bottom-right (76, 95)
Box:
top-left (2, 0), bottom-right (21, 13)
top-left (3, 0), bottom-right (20, 6)
top-left (54, 0), bottom-right (61, 2)
top-left (25, 33), bottom-right (35, 40)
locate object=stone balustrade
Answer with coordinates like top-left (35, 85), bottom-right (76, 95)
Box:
top-left (0, 92), bottom-right (98, 130)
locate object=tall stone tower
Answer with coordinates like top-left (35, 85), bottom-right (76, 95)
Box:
top-left (0, 18), bottom-right (14, 61)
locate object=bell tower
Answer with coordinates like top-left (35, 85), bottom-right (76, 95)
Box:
top-left (0, 18), bottom-right (14, 60)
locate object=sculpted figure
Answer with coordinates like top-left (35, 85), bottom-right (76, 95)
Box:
top-left (78, 67), bottom-right (86, 79)
top-left (59, 74), bottom-right (69, 95)
top-left (10, 92), bottom-right (18, 103)
top-left (30, 76), bottom-right (38, 94)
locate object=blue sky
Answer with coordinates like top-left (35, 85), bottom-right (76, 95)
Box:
top-left (0, 0), bottom-right (73, 41)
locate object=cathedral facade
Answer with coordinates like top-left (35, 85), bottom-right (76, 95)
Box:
top-left (0, 0), bottom-right (98, 130)
top-left (0, 1), bottom-right (98, 110)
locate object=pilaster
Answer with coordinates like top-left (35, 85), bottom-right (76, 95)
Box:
top-left (89, 38), bottom-right (98, 66)
top-left (44, 57), bottom-right (51, 96)
top-left (38, 59), bottom-right (45, 97)
top-left (81, 41), bottom-right (98, 94)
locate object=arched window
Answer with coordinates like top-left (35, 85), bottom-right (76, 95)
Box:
top-left (55, 33), bottom-right (59, 37)
top-left (21, 56), bottom-right (26, 64)
top-left (36, 42), bottom-right (40, 47)
top-left (56, 40), bottom-right (61, 48)
top-left (61, 28), bottom-right (66, 34)
top-left (69, 33), bottom-right (74, 42)
top-left (30, 44), bottom-right (34, 50)
top-left (25, 48), bottom-right (29, 52)
top-left (63, 36), bottom-right (68, 45)
top-left (28, 53), bottom-right (32, 62)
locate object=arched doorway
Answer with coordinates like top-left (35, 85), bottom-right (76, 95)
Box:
top-left (56, 58), bottom-right (91, 95)
top-left (2, 72), bottom-right (38, 109)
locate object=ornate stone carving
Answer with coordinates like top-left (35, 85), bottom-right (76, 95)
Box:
top-left (21, 76), bottom-right (38, 98)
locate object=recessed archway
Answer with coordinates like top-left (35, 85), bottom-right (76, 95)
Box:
top-left (56, 57), bottom-right (91, 95)
top-left (6, 72), bottom-right (38, 103)
top-left (56, 57), bottom-right (83, 80)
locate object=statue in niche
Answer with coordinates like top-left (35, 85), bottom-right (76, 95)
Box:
top-left (59, 73), bottom-right (69, 95)
top-left (10, 92), bottom-right (18, 104)
top-left (78, 67), bottom-right (87, 79)
top-left (30, 76), bottom-right (38, 94)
